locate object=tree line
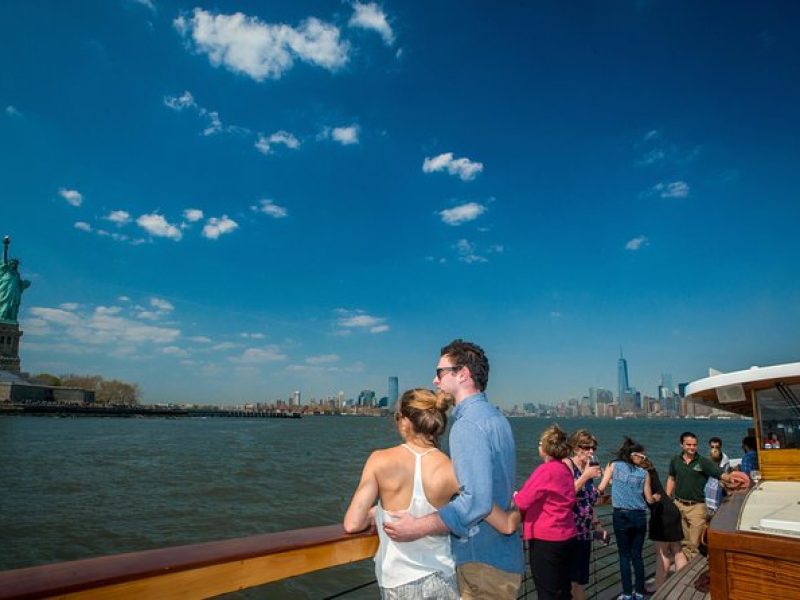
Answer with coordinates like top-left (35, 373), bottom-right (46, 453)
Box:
top-left (30, 373), bottom-right (140, 406)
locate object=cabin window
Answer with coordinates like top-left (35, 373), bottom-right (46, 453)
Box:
top-left (756, 383), bottom-right (800, 449)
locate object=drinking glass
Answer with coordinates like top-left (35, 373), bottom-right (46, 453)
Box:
top-left (751, 469), bottom-right (762, 490)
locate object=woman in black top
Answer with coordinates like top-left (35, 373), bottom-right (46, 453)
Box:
top-left (642, 457), bottom-right (686, 592)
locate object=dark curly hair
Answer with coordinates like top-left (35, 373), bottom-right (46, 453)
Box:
top-left (440, 339), bottom-right (489, 391)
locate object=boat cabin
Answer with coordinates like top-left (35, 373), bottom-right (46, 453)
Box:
top-left (685, 362), bottom-right (800, 599)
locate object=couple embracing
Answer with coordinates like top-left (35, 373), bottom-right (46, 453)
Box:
top-left (344, 339), bottom-right (524, 599)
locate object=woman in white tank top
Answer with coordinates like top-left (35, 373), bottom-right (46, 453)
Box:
top-left (344, 388), bottom-right (518, 599)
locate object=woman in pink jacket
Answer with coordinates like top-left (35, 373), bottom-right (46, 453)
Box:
top-left (514, 424), bottom-right (577, 600)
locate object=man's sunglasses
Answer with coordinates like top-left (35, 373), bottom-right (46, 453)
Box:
top-left (436, 366), bottom-right (462, 379)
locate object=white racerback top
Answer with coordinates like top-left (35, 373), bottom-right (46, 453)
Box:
top-left (373, 444), bottom-right (455, 589)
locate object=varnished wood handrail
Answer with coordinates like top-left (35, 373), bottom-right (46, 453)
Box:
top-left (0, 525), bottom-right (378, 599)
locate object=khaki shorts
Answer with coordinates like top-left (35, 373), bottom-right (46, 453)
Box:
top-left (457, 562), bottom-right (521, 600)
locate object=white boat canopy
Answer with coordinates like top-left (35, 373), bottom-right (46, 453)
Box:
top-left (685, 362), bottom-right (800, 416)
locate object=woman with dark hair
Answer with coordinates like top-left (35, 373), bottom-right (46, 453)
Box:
top-left (514, 424), bottom-right (577, 600)
top-left (597, 437), bottom-right (659, 600)
top-left (640, 456), bottom-right (685, 593)
top-left (563, 429), bottom-right (605, 600)
top-left (344, 389), bottom-right (517, 599)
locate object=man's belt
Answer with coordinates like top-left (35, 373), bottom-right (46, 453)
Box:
top-left (675, 498), bottom-right (701, 505)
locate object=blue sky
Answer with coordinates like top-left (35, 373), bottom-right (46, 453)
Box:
top-left (2, 1), bottom-right (799, 407)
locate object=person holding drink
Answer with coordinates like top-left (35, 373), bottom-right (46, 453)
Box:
top-left (563, 429), bottom-right (605, 600)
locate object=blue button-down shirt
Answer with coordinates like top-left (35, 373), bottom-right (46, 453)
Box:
top-left (437, 393), bottom-right (524, 574)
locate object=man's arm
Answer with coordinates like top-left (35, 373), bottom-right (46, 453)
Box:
top-left (437, 420), bottom-right (494, 537)
top-left (383, 510), bottom-right (448, 541)
top-left (665, 475), bottom-right (675, 498)
top-left (485, 504), bottom-right (520, 535)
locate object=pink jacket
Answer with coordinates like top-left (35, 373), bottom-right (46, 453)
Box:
top-left (514, 459), bottom-right (577, 541)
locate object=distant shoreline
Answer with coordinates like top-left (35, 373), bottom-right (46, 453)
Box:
top-left (0, 404), bottom-right (303, 419)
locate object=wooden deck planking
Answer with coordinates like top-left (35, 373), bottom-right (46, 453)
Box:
top-left (650, 553), bottom-right (709, 600)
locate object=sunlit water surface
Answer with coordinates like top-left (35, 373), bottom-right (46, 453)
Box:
top-left (0, 415), bottom-right (749, 598)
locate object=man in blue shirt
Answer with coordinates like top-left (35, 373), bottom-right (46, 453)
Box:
top-left (383, 339), bottom-right (524, 599)
top-left (739, 435), bottom-right (759, 476)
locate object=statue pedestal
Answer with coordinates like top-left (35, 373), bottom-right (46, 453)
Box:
top-left (0, 321), bottom-right (22, 374)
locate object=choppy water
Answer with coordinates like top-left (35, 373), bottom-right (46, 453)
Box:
top-left (0, 415), bottom-right (750, 597)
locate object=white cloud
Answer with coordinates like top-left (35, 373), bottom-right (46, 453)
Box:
top-left (137, 213), bottom-right (182, 241)
top-left (96, 229), bottom-right (129, 242)
top-left (331, 125), bottom-right (359, 145)
top-left (202, 110), bottom-right (223, 136)
top-left (164, 91), bottom-right (244, 137)
top-left (164, 90), bottom-right (196, 110)
top-left (29, 305), bottom-right (180, 347)
top-left (550, 311), bottom-right (562, 318)
top-left (59, 188), bottom-right (83, 207)
top-left (104, 210), bottom-right (131, 225)
top-left (422, 152), bottom-right (483, 181)
top-left (132, 0), bottom-right (155, 12)
top-left (240, 332), bottom-right (266, 339)
top-left (202, 215), bottom-right (239, 240)
top-left (454, 239), bottom-right (487, 264)
top-left (231, 345), bottom-right (287, 363)
top-left (255, 130), bottom-right (301, 154)
top-left (5, 105), bottom-right (22, 117)
top-left (439, 202), bottom-right (486, 226)
top-left (74, 221), bottom-right (92, 232)
top-left (150, 297), bottom-right (174, 312)
top-left (59, 303), bottom-right (80, 311)
top-left (175, 8), bottom-right (349, 81)
top-left (306, 353), bottom-right (340, 364)
top-left (637, 148), bottom-right (666, 166)
top-left (349, 2), bottom-right (394, 45)
top-left (162, 346), bottom-right (189, 357)
top-left (189, 335), bottom-right (212, 343)
top-left (335, 309), bottom-right (389, 334)
top-left (643, 129), bottom-right (660, 142)
top-left (650, 181), bottom-right (690, 199)
top-left (251, 199), bottom-right (288, 218)
top-left (212, 341), bottom-right (240, 351)
top-left (625, 235), bottom-right (649, 251)
top-left (183, 208), bottom-right (204, 222)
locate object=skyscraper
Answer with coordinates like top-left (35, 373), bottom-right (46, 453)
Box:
top-left (617, 349), bottom-right (629, 403)
top-left (388, 376), bottom-right (399, 408)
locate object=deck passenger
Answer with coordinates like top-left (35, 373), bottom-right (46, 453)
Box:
top-left (513, 424), bottom-right (578, 600)
top-left (739, 435), bottom-right (759, 476)
top-left (664, 432), bottom-right (732, 563)
top-left (343, 388), bottom-right (518, 599)
top-left (562, 429), bottom-right (604, 600)
top-left (597, 437), bottom-right (660, 600)
top-left (704, 448), bottom-right (725, 517)
top-left (640, 456), bottom-right (685, 593)
top-left (382, 340), bottom-right (524, 599)
top-left (708, 437), bottom-right (730, 471)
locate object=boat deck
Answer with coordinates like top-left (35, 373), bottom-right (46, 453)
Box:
top-left (650, 554), bottom-right (709, 600)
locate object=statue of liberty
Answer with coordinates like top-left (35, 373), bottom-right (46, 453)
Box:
top-left (0, 236), bottom-right (31, 323)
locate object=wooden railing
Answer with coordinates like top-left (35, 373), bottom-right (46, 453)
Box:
top-left (0, 504), bottom-right (655, 600)
top-left (0, 525), bottom-right (378, 600)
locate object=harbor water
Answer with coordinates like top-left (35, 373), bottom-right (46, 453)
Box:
top-left (0, 415), bottom-right (750, 597)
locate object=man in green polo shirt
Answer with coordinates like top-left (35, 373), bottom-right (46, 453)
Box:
top-left (665, 431), bottom-right (731, 563)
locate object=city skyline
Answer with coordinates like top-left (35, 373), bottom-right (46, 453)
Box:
top-left (2, 2), bottom-right (799, 408)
